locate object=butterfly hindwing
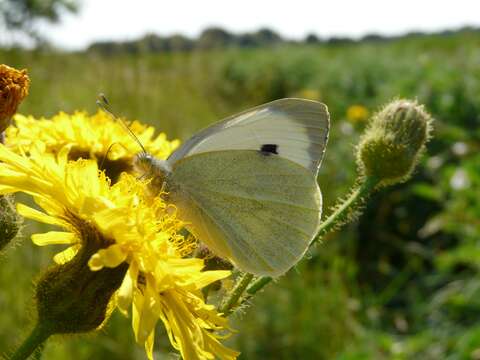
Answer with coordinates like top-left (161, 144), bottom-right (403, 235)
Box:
top-left (167, 150), bottom-right (322, 276)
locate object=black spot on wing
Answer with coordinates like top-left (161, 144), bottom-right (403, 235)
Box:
top-left (260, 144), bottom-right (278, 155)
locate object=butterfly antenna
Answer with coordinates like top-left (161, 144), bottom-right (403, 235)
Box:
top-left (96, 93), bottom-right (148, 154)
top-left (99, 142), bottom-right (129, 170)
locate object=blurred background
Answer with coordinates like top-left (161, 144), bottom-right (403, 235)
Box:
top-left (1, 1), bottom-right (480, 359)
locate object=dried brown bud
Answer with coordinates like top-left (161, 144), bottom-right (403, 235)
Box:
top-left (0, 64), bottom-right (30, 133)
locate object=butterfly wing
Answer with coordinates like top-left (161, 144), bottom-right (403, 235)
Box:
top-left (167, 150), bottom-right (322, 277)
top-left (167, 98), bottom-right (330, 175)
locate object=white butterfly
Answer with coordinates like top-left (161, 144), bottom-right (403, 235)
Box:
top-left (134, 98), bottom-right (330, 277)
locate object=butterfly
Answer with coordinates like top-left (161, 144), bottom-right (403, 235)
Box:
top-left (132, 98), bottom-right (330, 277)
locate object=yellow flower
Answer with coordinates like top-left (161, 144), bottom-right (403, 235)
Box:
top-left (0, 64), bottom-right (30, 132)
top-left (0, 142), bottom-right (237, 360)
top-left (346, 105), bottom-right (369, 125)
top-left (6, 111), bottom-right (180, 180)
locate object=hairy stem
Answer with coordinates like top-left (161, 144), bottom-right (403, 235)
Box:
top-left (9, 323), bottom-right (51, 360)
top-left (219, 273), bottom-right (254, 316)
top-left (314, 176), bottom-right (378, 241)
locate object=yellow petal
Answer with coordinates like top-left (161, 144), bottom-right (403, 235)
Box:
top-left (135, 278), bottom-right (161, 344)
top-left (132, 292), bottom-right (141, 341)
top-left (93, 208), bottom-right (128, 230)
top-left (17, 203), bottom-right (65, 226)
top-left (190, 270), bottom-right (231, 290)
top-left (32, 231), bottom-right (77, 246)
top-left (88, 253), bottom-right (104, 271)
top-left (167, 258), bottom-right (205, 273)
top-left (161, 291), bottom-right (202, 359)
top-left (145, 330), bottom-right (155, 360)
top-left (204, 332), bottom-right (240, 360)
top-left (53, 245), bottom-right (80, 264)
top-left (0, 184), bottom-right (18, 194)
top-left (117, 264), bottom-right (138, 314)
top-left (88, 244), bottom-right (127, 271)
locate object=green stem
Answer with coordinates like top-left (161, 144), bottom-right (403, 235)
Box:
top-left (9, 323), bottom-right (51, 360)
top-left (238, 276), bottom-right (273, 304)
top-left (247, 276), bottom-right (272, 295)
top-left (235, 176), bottom-right (379, 306)
top-left (314, 176), bottom-right (379, 242)
top-left (219, 273), bottom-right (254, 316)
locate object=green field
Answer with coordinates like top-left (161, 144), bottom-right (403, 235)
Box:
top-left (1, 30), bottom-right (480, 359)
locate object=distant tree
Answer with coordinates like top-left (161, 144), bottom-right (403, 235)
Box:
top-left (361, 33), bottom-right (388, 42)
top-left (87, 41), bottom-right (122, 55)
top-left (326, 36), bottom-right (355, 45)
top-left (167, 34), bottom-right (194, 52)
top-left (305, 33), bottom-right (321, 44)
top-left (136, 33), bottom-right (194, 53)
top-left (236, 28), bottom-right (282, 48)
top-left (404, 31), bottom-right (427, 38)
top-left (254, 28), bottom-right (282, 44)
top-left (197, 27), bottom-right (235, 49)
top-left (236, 33), bottom-right (256, 47)
top-left (138, 34), bottom-right (170, 52)
top-left (1, 0), bottom-right (79, 42)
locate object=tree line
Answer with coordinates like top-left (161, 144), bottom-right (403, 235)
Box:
top-left (86, 26), bottom-right (480, 54)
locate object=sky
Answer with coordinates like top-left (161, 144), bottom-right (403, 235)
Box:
top-left (6, 0), bottom-right (480, 49)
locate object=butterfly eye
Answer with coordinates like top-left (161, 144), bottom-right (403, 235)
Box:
top-left (138, 153), bottom-right (150, 162)
top-left (142, 154), bottom-right (156, 170)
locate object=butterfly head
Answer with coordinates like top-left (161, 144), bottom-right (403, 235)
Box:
top-left (134, 152), bottom-right (172, 179)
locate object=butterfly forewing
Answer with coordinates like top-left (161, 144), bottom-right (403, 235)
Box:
top-left (167, 150), bottom-right (322, 276)
top-left (167, 98), bottom-right (330, 175)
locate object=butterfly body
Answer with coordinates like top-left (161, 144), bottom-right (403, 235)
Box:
top-left (133, 98), bottom-right (330, 277)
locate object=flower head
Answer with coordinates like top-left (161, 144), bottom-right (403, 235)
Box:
top-left (346, 104), bottom-right (369, 125)
top-left (0, 64), bottom-right (30, 132)
top-left (6, 111), bottom-right (180, 181)
top-left (0, 142), bottom-right (237, 360)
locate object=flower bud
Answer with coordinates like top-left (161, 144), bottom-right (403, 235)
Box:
top-left (0, 195), bottom-right (22, 251)
top-left (357, 99), bottom-right (433, 186)
top-left (35, 219), bottom-right (128, 334)
top-left (0, 64), bottom-right (30, 133)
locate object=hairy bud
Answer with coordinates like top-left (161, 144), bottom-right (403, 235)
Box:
top-left (357, 99), bottom-right (433, 186)
top-left (35, 219), bottom-right (128, 334)
top-left (0, 195), bottom-right (22, 251)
